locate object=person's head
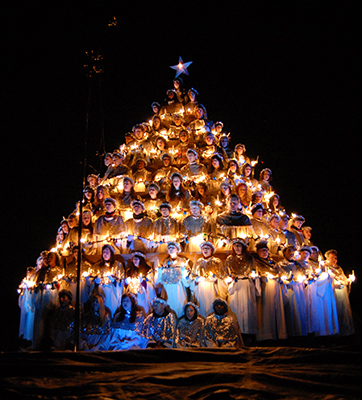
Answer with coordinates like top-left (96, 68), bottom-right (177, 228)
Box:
top-left (59, 290), bottom-right (72, 307)
top-left (148, 182), bottom-right (160, 198)
top-left (269, 214), bottom-right (280, 230)
top-left (188, 88), bottom-right (198, 102)
top-left (104, 198), bottom-right (117, 213)
top-left (197, 182), bottom-right (207, 197)
top-left (173, 114), bottom-right (182, 126)
top-left (171, 173), bottom-right (183, 190)
top-left (220, 134), bottom-right (229, 148)
top-left (228, 159), bottom-right (238, 173)
top-left (186, 149), bottom-right (198, 163)
top-left (184, 303), bottom-right (198, 321)
top-left (102, 244), bottom-right (115, 263)
top-left (152, 298), bottom-right (166, 316)
top-left (121, 293), bottom-right (136, 313)
top-left (236, 183), bottom-right (247, 198)
top-left (133, 124), bottom-right (144, 140)
top-left (292, 215), bottom-right (305, 230)
top-left (161, 153), bottom-right (171, 167)
top-left (227, 194), bottom-right (240, 212)
top-left (159, 203), bottom-right (171, 218)
top-left (213, 298), bottom-right (228, 316)
top-left (200, 242), bottom-right (215, 259)
top-left (256, 241), bottom-right (269, 259)
top-left (220, 181), bottom-right (231, 196)
top-left (190, 200), bottom-right (203, 217)
top-left (179, 130), bottom-right (188, 143)
top-left (299, 246), bottom-right (312, 261)
top-left (310, 246), bottom-right (319, 261)
top-left (136, 159), bottom-right (146, 170)
top-left (167, 242), bottom-right (181, 257)
top-left (251, 191), bottom-right (263, 204)
top-left (131, 200), bottom-right (144, 216)
top-left (151, 101), bottom-right (160, 114)
top-left (47, 251), bottom-right (60, 268)
top-left (242, 163), bottom-right (253, 178)
top-left (83, 186), bottom-right (94, 201)
top-left (260, 168), bottom-right (272, 181)
top-left (235, 143), bottom-right (246, 155)
top-left (252, 203), bottom-right (264, 219)
top-left (283, 245), bottom-right (296, 261)
top-left (155, 137), bottom-right (166, 150)
top-left (131, 251), bottom-right (145, 267)
top-left (232, 239), bottom-right (246, 256)
top-left (325, 249), bottom-right (338, 266)
top-left (195, 106), bottom-right (204, 119)
top-left (112, 152), bottom-right (124, 166)
top-left (211, 154), bottom-right (222, 170)
top-left (82, 210), bottom-right (92, 227)
top-left (302, 226), bottom-right (312, 240)
top-left (279, 215), bottom-right (289, 230)
top-left (104, 153), bottom-right (113, 166)
top-left (204, 132), bottom-right (215, 145)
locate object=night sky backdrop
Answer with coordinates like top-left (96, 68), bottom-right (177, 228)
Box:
top-left (2, 3), bottom-right (360, 349)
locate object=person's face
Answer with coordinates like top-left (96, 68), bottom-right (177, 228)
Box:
top-left (105, 155), bottom-right (112, 166)
top-left (201, 245), bottom-right (213, 258)
top-left (228, 198), bottom-right (239, 212)
top-left (148, 187), bottom-right (157, 198)
top-left (153, 301), bottom-right (165, 316)
top-left (153, 118), bottom-right (161, 128)
top-left (284, 248), bottom-right (295, 261)
top-left (156, 139), bottom-right (165, 150)
top-left (221, 137), bottom-right (228, 148)
top-left (233, 243), bottom-right (243, 255)
top-left (221, 185), bottom-right (230, 195)
top-left (257, 247), bottom-right (269, 259)
top-left (187, 152), bottom-right (197, 163)
top-left (160, 207), bottom-right (170, 218)
top-left (167, 244), bottom-right (178, 257)
top-left (47, 252), bottom-right (57, 267)
top-left (269, 217), bottom-right (279, 230)
top-left (88, 177), bottom-right (96, 186)
top-left (262, 171), bottom-right (270, 181)
top-left (326, 253), bottom-right (338, 266)
top-left (82, 212), bottom-right (91, 226)
top-left (300, 251), bottom-right (310, 262)
top-left (189, 92), bottom-right (196, 102)
top-left (180, 132), bottom-right (188, 142)
top-left (214, 301), bottom-right (227, 316)
top-left (132, 256), bottom-right (140, 267)
top-left (113, 155), bottom-right (122, 166)
top-left (229, 162), bottom-right (237, 172)
top-left (195, 108), bottom-right (203, 119)
top-left (205, 135), bottom-right (214, 145)
top-left (173, 81), bottom-right (180, 89)
top-left (132, 204), bottom-right (143, 215)
top-left (197, 186), bottom-right (205, 196)
top-left (244, 166), bottom-right (252, 177)
top-left (134, 128), bottom-right (143, 139)
top-left (174, 116), bottom-right (182, 126)
top-left (279, 218), bottom-right (288, 230)
top-left (237, 185), bottom-right (246, 197)
top-left (59, 294), bottom-right (70, 307)
top-left (236, 146), bottom-right (244, 155)
top-left (293, 220), bottom-right (303, 230)
top-left (61, 223), bottom-right (69, 234)
top-left (92, 297), bottom-right (100, 312)
top-left (122, 296), bottom-right (133, 312)
top-left (152, 105), bottom-right (159, 114)
top-left (162, 156), bottom-right (171, 167)
top-left (303, 229), bottom-right (312, 240)
top-left (185, 305), bottom-right (196, 321)
top-left (253, 209), bottom-right (263, 219)
top-left (136, 161), bottom-right (145, 170)
top-left (254, 193), bottom-right (262, 203)
top-left (97, 188), bottom-right (104, 199)
top-left (173, 177), bottom-right (181, 189)
top-left (102, 247), bottom-right (112, 261)
top-left (84, 190), bottom-right (93, 200)
top-left (211, 158), bottom-right (220, 169)
top-left (123, 179), bottom-right (132, 192)
top-left (310, 249), bottom-right (318, 261)
top-left (105, 202), bottom-right (115, 213)
top-left (190, 205), bottom-right (201, 217)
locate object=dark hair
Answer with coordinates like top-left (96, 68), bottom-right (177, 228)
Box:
top-left (115, 293), bottom-right (137, 323)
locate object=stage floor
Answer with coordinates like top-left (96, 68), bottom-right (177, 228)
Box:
top-left (1, 346), bottom-right (362, 399)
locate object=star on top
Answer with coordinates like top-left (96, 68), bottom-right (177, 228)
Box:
top-left (170, 57), bottom-right (193, 78)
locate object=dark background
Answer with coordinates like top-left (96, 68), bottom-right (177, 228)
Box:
top-left (2, 3), bottom-right (361, 349)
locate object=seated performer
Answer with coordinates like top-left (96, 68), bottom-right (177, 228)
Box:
top-left (142, 296), bottom-right (177, 348)
top-left (80, 293), bottom-right (112, 351)
top-left (204, 298), bottom-right (243, 348)
top-left (108, 293), bottom-right (148, 350)
top-left (191, 241), bottom-right (227, 319)
top-left (174, 302), bottom-right (206, 348)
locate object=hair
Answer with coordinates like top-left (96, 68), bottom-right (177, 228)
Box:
top-left (167, 176), bottom-right (188, 202)
top-left (100, 244), bottom-right (116, 266)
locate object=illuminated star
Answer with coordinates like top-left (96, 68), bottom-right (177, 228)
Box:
top-left (170, 57), bottom-right (193, 78)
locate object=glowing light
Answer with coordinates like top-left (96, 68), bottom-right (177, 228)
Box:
top-left (170, 57), bottom-right (193, 78)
